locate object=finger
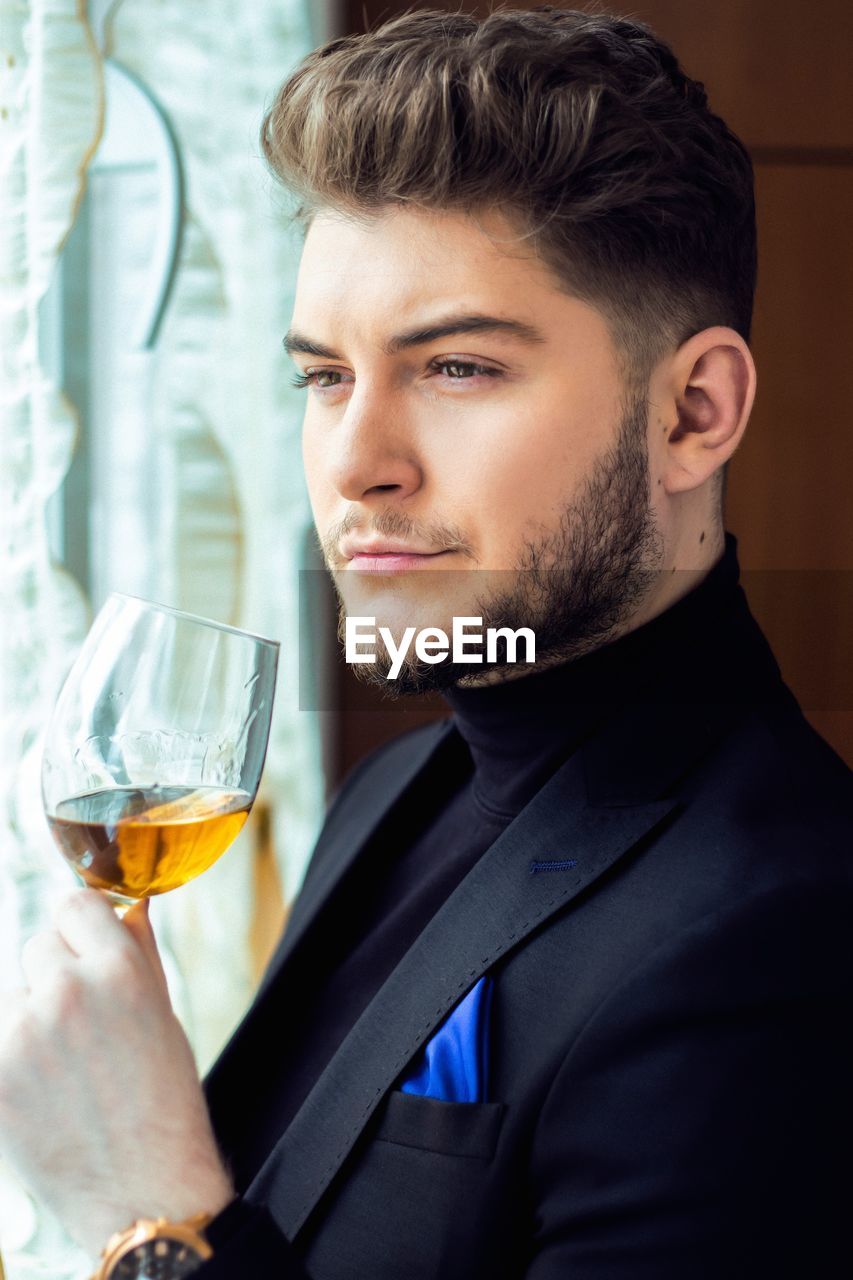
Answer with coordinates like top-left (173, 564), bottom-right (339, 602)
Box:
top-left (20, 930), bottom-right (77, 994)
top-left (122, 900), bottom-right (170, 998)
top-left (53, 889), bottom-right (128, 960)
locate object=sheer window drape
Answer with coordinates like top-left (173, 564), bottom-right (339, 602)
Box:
top-left (0, 2), bottom-right (325, 1274)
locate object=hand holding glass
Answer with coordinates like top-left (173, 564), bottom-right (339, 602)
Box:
top-left (41, 595), bottom-right (278, 909)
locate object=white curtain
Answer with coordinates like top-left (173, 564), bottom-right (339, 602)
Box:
top-left (0, 1), bottom-right (327, 1274)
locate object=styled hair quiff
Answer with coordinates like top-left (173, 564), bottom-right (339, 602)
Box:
top-left (260, 6), bottom-right (757, 392)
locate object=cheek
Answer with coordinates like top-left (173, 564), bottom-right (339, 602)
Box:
top-left (301, 420), bottom-right (318, 479)
top-left (302, 425), bottom-right (333, 516)
top-left (457, 407), bottom-right (595, 551)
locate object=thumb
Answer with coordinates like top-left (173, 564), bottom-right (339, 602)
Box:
top-left (123, 898), bottom-right (170, 999)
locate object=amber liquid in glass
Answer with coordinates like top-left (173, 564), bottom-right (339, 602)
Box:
top-left (47, 785), bottom-right (252, 902)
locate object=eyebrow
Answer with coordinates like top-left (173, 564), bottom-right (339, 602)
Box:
top-left (282, 312), bottom-right (547, 360)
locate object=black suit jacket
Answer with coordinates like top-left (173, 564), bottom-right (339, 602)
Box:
top-left (201, 583), bottom-right (853, 1278)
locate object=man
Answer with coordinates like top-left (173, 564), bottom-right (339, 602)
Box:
top-left (0, 8), bottom-right (850, 1278)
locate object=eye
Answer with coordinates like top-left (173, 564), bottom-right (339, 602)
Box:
top-left (290, 369), bottom-right (351, 390)
top-left (289, 359), bottom-right (503, 393)
top-left (430, 359), bottom-right (502, 382)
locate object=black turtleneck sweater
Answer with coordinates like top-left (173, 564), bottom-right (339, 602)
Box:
top-left (226, 539), bottom-right (742, 1187)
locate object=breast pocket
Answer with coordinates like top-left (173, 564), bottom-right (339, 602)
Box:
top-left (374, 1088), bottom-right (505, 1160)
top-left (300, 1089), bottom-right (509, 1280)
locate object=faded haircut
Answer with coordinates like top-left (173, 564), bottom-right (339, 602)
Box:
top-left (259, 5), bottom-right (757, 397)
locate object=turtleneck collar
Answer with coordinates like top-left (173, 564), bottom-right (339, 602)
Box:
top-left (442, 534), bottom-right (742, 821)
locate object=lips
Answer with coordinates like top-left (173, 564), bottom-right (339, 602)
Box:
top-left (345, 549), bottom-right (450, 574)
top-left (337, 533), bottom-right (454, 574)
top-left (340, 538), bottom-right (443, 558)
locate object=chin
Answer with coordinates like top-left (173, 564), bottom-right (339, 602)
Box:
top-left (335, 572), bottom-right (482, 639)
top-left (339, 600), bottom-right (457, 651)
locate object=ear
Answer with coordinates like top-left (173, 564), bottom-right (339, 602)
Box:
top-left (659, 326), bottom-right (757, 495)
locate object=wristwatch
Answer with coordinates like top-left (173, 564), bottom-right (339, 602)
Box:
top-left (91, 1212), bottom-right (213, 1279)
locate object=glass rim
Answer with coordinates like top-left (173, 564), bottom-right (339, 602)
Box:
top-left (106, 592), bottom-right (280, 649)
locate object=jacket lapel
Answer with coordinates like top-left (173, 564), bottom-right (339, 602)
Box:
top-left (245, 741), bottom-right (678, 1240)
top-left (267, 721), bottom-right (458, 988)
top-left (258, 716), bottom-right (458, 995)
top-left (205, 716), bottom-right (458, 1093)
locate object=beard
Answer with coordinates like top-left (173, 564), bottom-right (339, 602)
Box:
top-left (331, 388), bottom-right (664, 696)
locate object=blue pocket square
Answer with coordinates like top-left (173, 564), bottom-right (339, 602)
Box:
top-left (399, 974), bottom-right (494, 1103)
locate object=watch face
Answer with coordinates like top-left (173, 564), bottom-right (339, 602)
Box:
top-left (111, 1237), bottom-right (206, 1279)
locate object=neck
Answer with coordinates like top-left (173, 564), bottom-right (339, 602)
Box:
top-left (442, 532), bottom-right (742, 817)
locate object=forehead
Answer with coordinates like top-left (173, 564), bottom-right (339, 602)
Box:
top-left (292, 205), bottom-right (598, 341)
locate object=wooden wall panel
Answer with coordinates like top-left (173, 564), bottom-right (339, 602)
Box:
top-left (597, 0), bottom-right (853, 152)
top-left (731, 164), bottom-right (853, 570)
top-left (334, 0), bottom-right (853, 777)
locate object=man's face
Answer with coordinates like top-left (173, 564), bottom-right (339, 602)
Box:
top-left (291, 205), bottom-right (663, 691)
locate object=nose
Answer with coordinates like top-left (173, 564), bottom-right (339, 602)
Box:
top-left (323, 385), bottom-right (423, 504)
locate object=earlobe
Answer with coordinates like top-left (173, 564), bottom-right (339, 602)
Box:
top-left (662, 328), bottom-right (756, 495)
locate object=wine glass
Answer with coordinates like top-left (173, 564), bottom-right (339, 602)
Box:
top-left (41, 594), bottom-right (279, 911)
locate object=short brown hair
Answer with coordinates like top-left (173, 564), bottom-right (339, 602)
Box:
top-left (260, 5), bottom-right (756, 392)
